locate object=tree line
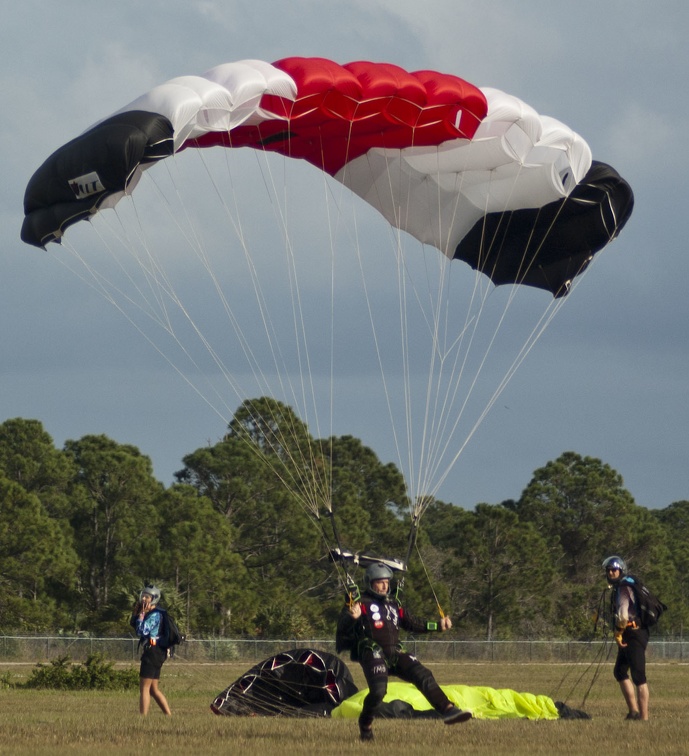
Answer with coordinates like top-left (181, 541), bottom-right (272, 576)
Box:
top-left (0, 398), bottom-right (686, 640)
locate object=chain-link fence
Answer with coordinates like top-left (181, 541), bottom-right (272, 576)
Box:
top-left (1, 636), bottom-right (687, 664)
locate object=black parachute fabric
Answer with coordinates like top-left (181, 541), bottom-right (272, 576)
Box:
top-left (368, 698), bottom-right (590, 721)
top-left (21, 111), bottom-right (174, 248)
top-left (210, 648), bottom-right (358, 717)
top-left (454, 161), bottom-right (634, 297)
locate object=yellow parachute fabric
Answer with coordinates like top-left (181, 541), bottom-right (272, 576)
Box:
top-left (331, 681), bottom-right (559, 721)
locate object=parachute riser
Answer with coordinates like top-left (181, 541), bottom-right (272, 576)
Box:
top-left (401, 509), bottom-right (445, 619)
top-left (403, 511), bottom-right (421, 574)
top-left (325, 510), bottom-right (361, 607)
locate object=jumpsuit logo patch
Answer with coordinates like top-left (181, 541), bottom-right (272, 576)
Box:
top-left (385, 603), bottom-right (400, 628)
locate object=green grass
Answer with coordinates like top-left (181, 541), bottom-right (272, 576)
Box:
top-left (1, 661), bottom-right (688, 755)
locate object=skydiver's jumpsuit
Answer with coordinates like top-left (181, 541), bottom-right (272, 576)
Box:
top-left (336, 590), bottom-right (452, 729)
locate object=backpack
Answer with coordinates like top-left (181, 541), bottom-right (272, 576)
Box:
top-left (158, 609), bottom-right (185, 655)
top-left (623, 575), bottom-right (667, 628)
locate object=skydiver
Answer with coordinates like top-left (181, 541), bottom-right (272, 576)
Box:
top-left (603, 556), bottom-right (650, 720)
top-left (131, 584), bottom-right (172, 716)
top-left (336, 562), bottom-right (471, 741)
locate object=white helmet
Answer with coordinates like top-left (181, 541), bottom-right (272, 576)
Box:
top-left (364, 563), bottom-right (394, 596)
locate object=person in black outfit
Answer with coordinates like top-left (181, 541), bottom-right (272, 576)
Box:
top-left (603, 555), bottom-right (649, 720)
top-left (336, 562), bottom-right (471, 741)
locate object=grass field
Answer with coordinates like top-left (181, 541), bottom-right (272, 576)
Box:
top-left (1, 661), bottom-right (687, 755)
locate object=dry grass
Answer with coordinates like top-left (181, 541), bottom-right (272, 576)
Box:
top-left (1, 661), bottom-right (688, 755)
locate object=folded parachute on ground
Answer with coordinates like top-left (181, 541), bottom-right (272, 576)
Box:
top-left (210, 648), bottom-right (358, 717)
top-left (209, 650), bottom-right (589, 720)
top-left (331, 681), bottom-right (590, 721)
top-left (22, 57), bottom-right (633, 297)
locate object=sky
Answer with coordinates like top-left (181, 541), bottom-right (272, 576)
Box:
top-left (2, 0), bottom-right (688, 511)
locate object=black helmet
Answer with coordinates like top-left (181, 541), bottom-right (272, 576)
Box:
top-left (602, 556), bottom-right (626, 581)
top-left (140, 584), bottom-right (161, 605)
top-left (364, 562), bottom-right (394, 596)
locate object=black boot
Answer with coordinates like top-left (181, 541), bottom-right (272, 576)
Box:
top-left (443, 705), bottom-right (472, 725)
top-left (359, 714), bottom-right (374, 741)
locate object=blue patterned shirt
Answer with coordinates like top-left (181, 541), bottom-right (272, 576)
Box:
top-left (135, 608), bottom-right (163, 643)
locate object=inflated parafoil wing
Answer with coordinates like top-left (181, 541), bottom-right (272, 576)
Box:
top-left (331, 681), bottom-right (589, 721)
top-left (210, 648), bottom-right (358, 717)
top-left (454, 159), bottom-right (634, 294)
top-left (22, 56), bottom-right (633, 296)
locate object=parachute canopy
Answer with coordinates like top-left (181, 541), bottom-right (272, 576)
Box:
top-left (209, 652), bottom-right (589, 720)
top-left (333, 681), bottom-right (561, 721)
top-left (21, 56), bottom-right (633, 297)
top-left (210, 648), bottom-right (358, 717)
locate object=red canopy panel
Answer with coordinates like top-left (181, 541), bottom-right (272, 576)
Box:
top-left (189, 57), bottom-right (488, 175)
